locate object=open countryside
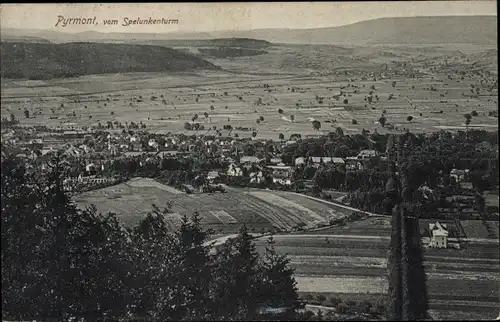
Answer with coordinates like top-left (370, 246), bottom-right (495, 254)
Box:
top-left (2, 7), bottom-right (498, 322)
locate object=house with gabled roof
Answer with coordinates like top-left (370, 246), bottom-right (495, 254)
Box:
top-left (240, 156), bottom-right (261, 164)
top-left (249, 171), bottom-right (264, 184)
top-left (357, 149), bottom-right (379, 159)
top-left (429, 222), bottom-right (449, 248)
top-left (207, 171), bottom-right (220, 182)
top-left (295, 156), bottom-right (345, 168)
top-left (227, 163), bottom-right (243, 177)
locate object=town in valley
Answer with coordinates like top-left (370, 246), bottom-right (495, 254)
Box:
top-left (1, 3), bottom-right (498, 322)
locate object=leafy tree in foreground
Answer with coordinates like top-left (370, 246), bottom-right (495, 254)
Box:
top-left (0, 152), bottom-right (311, 321)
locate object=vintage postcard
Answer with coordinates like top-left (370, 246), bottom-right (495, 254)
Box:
top-left (1, 2), bottom-right (498, 321)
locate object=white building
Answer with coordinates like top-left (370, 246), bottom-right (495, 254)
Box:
top-left (269, 157), bottom-right (283, 165)
top-left (267, 165), bottom-right (293, 179)
top-left (29, 138), bottom-right (43, 145)
top-left (85, 163), bottom-right (96, 173)
top-left (295, 156), bottom-right (345, 167)
top-left (273, 178), bottom-right (292, 186)
top-left (450, 168), bottom-right (469, 183)
top-left (345, 157), bottom-right (364, 171)
top-left (357, 149), bottom-right (379, 160)
top-left (240, 156), bottom-right (261, 164)
top-left (429, 222), bottom-right (449, 248)
top-left (227, 163), bottom-right (243, 176)
top-left (249, 171), bottom-right (264, 183)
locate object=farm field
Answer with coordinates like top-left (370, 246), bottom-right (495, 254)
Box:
top-left (73, 178), bottom-right (353, 233)
top-left (308, 216), bottom-right (393, 236)
top-left (484, 191), bottom-right (500, 207)
top-left (70, 176), bottom-right (500, 320)
top-left (2, 40), bottom-right (498, 320)
top-left (269, 190), bottom-right (353, 218)
top-left (2, 44), bottom-right (497, 140)
top-left (253, 228), bottom-right (500, 320)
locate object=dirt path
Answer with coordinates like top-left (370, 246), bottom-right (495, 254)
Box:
top-left (266, 234), bottom-right (390, 241)
top-left (303, 304), bottom-right (336, 312)
top-left (289, 193), bottom-right (384, 217)
top-left (204, 232), bottom-right (270, 247)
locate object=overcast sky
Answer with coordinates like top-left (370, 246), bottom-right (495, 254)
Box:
top-left (1, 2), bottom-right (496, 33)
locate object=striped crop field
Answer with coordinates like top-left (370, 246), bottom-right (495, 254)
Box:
top-left (74, 178), bottom-right (345, 233)
top-left (253, 221), bottom-right (499, 321)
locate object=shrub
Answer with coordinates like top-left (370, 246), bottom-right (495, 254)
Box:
top-left (316, 294), bottom-right (326, 303)
top-left (337, 302), bottom-right (350, 314)
top-left (358, 300), bottom-right (372, 313)
top-left (329, 297), bottom-right (342, 306)
top-left (304, 294), bottom-right (314, 301)
top-left (369, 306), bottom-right (379, 315)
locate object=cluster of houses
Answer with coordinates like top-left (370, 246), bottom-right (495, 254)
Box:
top-left (6, 125), bottom-right (393, 190)
top-left (224, 156), bottom-right (293, 185)
top-left (5, 123), bottom-right (478, 199)
top-left (218, 149), bottom-right (387, 186)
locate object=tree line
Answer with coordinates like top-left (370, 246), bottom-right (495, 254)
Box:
top-left (2, 153), bottom-right (305, 321)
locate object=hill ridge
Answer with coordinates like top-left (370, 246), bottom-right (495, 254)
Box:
top-left (0, 42), bottom-right (220, 79)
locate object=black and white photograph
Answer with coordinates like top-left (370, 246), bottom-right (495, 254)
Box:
top-left (1, 2), bottom-right (498, 321)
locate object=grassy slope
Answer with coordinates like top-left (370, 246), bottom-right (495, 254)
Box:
top-left (73, 180), bottom-right (340, 233)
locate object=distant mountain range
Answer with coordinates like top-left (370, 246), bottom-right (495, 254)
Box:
top-left (213, 16), bottom-right (497, 45)
top-left (1, 16), bottom-right (497, 46)
top-left (103, 38), bottom-right (273, 48)
top-left (0, 35), bottom-right (53, 44)
top-left (0, 42), bottom-right (219, 79)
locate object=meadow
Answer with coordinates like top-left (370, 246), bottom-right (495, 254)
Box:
top-left (73, 177), bottom-right (499, 320)
top-left (4, 42), bottom-right (498, 320)
top-left (2, 44), bottom-right (497, 140)
top-left (72, 178), bottom-right (353, 234)
top-left (253, 223), bottom-right (500, 320)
